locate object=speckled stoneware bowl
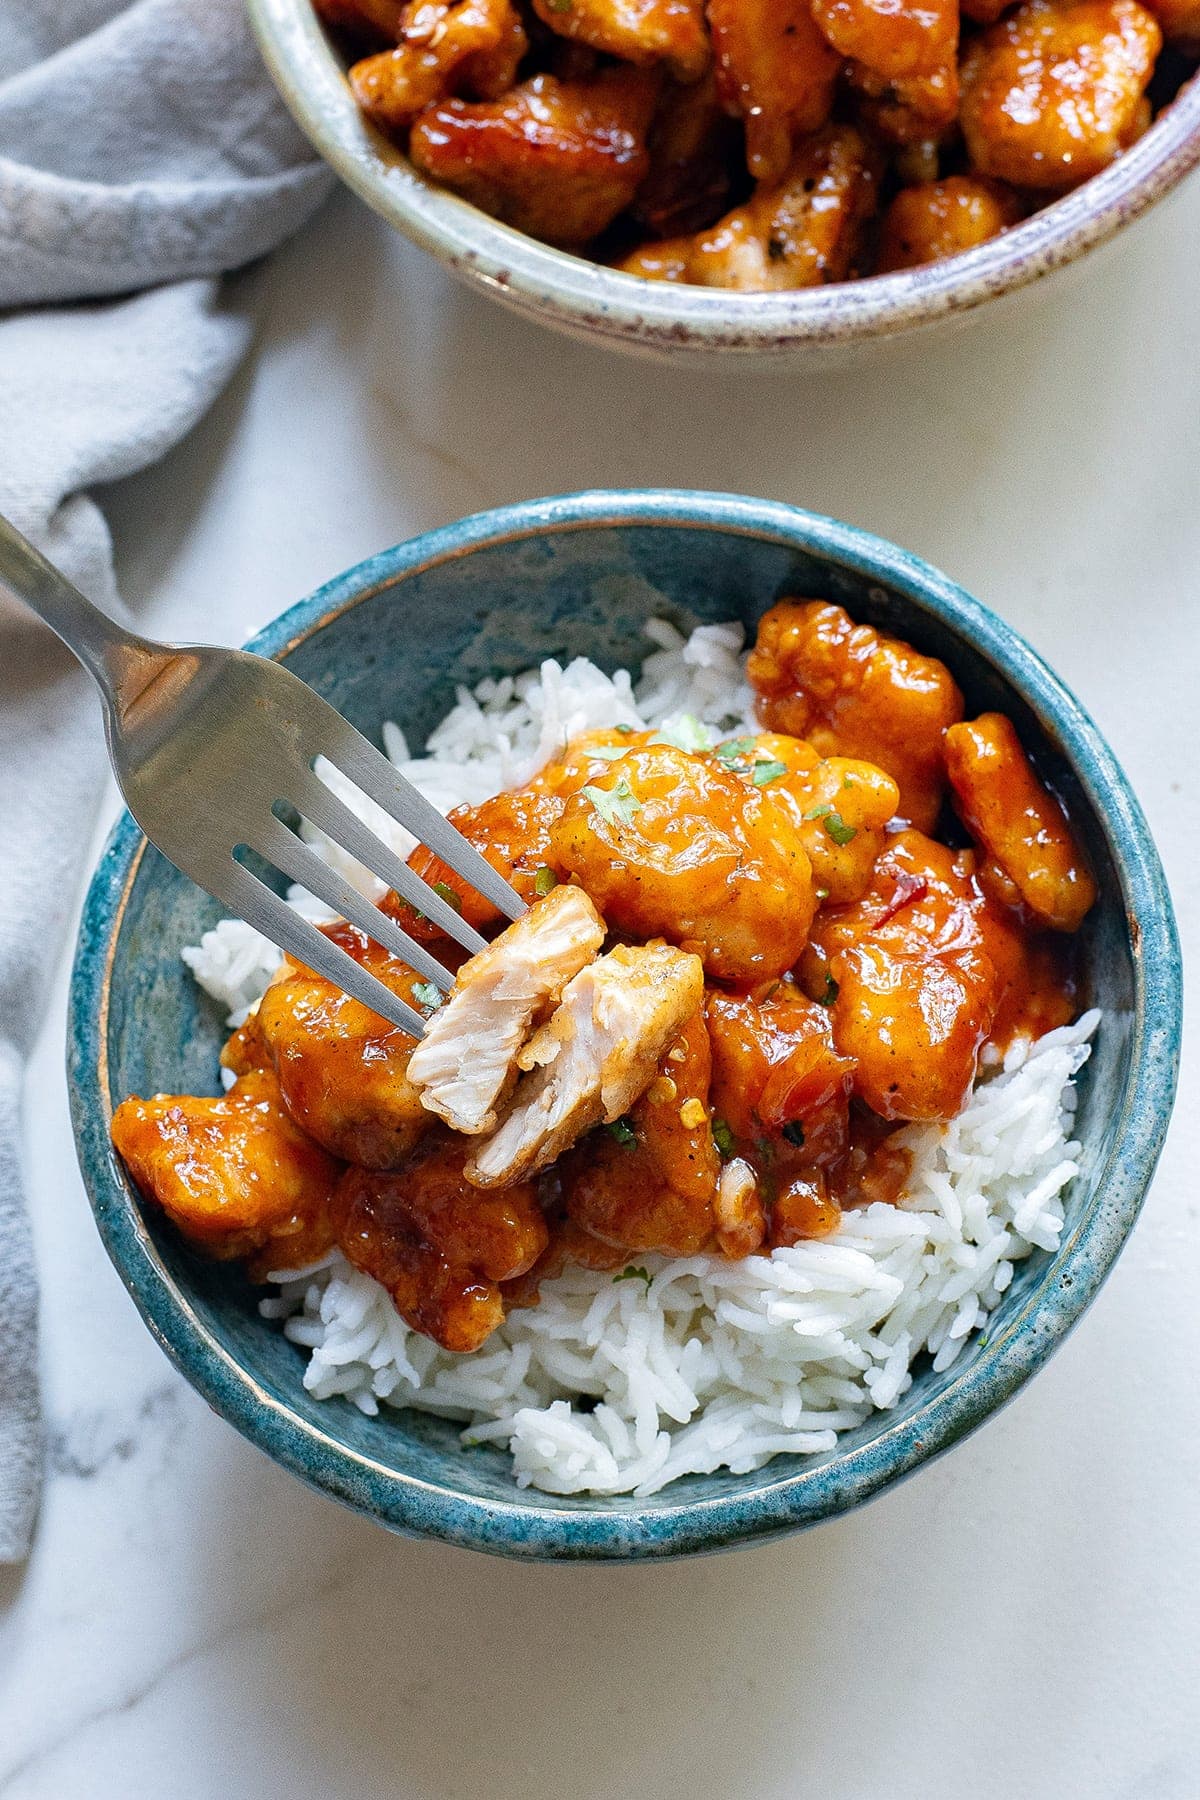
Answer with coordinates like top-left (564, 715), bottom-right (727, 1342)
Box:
top-left (69, 491), bottom-right (1180, 1560)
top-left (247, 0), bottom-right (1200, 363)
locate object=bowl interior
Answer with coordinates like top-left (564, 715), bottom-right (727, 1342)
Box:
top-left (72, 499), bottom-right (1175, 1558)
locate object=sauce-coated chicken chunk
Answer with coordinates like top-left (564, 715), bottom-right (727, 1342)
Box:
top-left (707, 984), bottom-right (855, 1166)
top-left (960, 0), bottom-right (1161, 188)
top-left (338, 1133), bottom-right (547, 1350)
top-left (807, 831), bottom-right (1000, 1120)
top-left (395, 784), bottom-right (565, 942)
top-left (563, 1009), bottom-right (721, 1256)
top-left (878, 176), bottom-right (1022, 270)
top-left (408, 68), bottom-right (659, 244)
top-left (551, 742), bottom-right (815, 981)
top-left (812, 0), bottom-right (958, 84)
top-left (112, 1069), bottom-right (342, 1274)
top-left (618, 127), bottom-right (882, 289)
top-left (775, 751), bottom-right (900, 904)
top-left (350, 0), bottom-right (527, 130)
top-left (944, 713), bottom-right (1097, 931)
top-left (747, 600), bottom-right (963, 833)
top-left (257, 922), bottom-right (431, 1169)
top-left (531, 0), bottom-right (710, 81)
top-left (708, 0), bottom-right (841, 181)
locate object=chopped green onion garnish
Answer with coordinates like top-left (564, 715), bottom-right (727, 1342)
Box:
top-left (583, 779), bottom-right (641, 828)
top-left (712, 1118), bottom-right (736, 1160)
top-left (650, 713), bottom-right (713, 753)
top-left (412, 980), bottom-right (443, 1012)
top-left (752, 759), bottom-right (788, 786)
top-left (431, 881), bottom-right (462, 912)
top-left (607, 1116), bottom-right (638, 1149)
top-left (817, 974), bottom-right (839, 1008)
top-left (715, 736), bottom-right (755, 764)
top-left (534, 865), bottom-right (558, 897)
top-left (614, 1265), bottom-right (652, 1287)
top-left (587, 743), bottom-right (626, 761)
top-left (823, 811), bottom-right (857, 846)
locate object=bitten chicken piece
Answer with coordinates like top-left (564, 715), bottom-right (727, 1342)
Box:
top-left (960, 0), bottom-right (1161, 189)
top-left (392, 785), bottom-right (565, 943)
top-left (747, 600), bottom-right (963, 833)
top-left (531, 0), bottom-right (710, 81)
top-left (813, 0), bottom-right (958, 83)
top-left (112, 1069), bottom-right (342, 1274)
top-left (708, 0), bottom-right (841, 181)
top-left (619, 127), bottom-right (883, 290)
top-left (707, 984), bottom-right (855, 1167)
top-left (631, 72), bottom-right (741, 237)
top-left (563, 1009), bottom-right (721, 1255)
top-left (407, 884), bottom-right (606, 1135)
top-left (877, 176), bottom-right (1022, 270)
top-left (257, 922), bottom-right (432, 1169)
top-left (550, 742), bottom-right (815, 981)
top-left (408, 68), bottom-right (660, 244)
top-left (805, 831), bottom-right (1000, 1120)
top-left (944, 713), bottom-right (1096, 931)
top-left (467, 941), bottom-right (704, 1186)
top-left (338, 1133), bottom-right (547, 1351)
top-left (349, 0), bottom-right (527, 131)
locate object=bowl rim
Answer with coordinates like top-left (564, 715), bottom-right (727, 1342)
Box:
top-left (247, 0), bottom-right (1200, 356)
top-left (69, 489), bottom-right (1182, 1559)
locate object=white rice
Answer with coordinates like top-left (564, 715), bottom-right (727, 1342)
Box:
top-left (184, 620), bottom-right (1097, 1498)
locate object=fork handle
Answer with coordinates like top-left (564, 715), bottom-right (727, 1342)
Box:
top-left (0, 512), bottom-right (171, 708)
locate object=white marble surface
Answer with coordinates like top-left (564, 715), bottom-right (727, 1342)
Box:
top-left (3, 180), bottom-right (1198, 1799)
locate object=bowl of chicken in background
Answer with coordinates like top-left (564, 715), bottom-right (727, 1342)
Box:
top-left (247, 0), bottom-right (1200, 360)
top-left (69, 491), bottom-right (1180, 1558)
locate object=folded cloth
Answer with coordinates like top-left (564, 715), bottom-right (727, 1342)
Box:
top-left (0, 0), bottom-right (333, 1561)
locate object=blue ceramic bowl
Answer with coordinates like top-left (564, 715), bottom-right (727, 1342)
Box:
top-left (69, 491), bottom-right (1181, 1561)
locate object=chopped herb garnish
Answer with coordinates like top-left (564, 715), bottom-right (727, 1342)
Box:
top-left (712, 1117), bottom-right (736, 1160)
top-left (782, 1121), bottom-right (806, 1148)
top-left (977, 1334), bottom-right (990, 1349)
top-left (614, 722), bottom-right (635, 734)
top-left (412, 980), bottom-right (443, 1012)
top-left (715, 735), bottom-right (755, 764)
top-left (752, 759), bottom-right (788, 787)
top-left (803, 802), bottom-right (857, 845)
top-left (587, 743), bottom-right (627, 761)
top-left (817, 973), bottom-right (839, 1008)
top-left (842, 772), bottom-right (856, 789)
top-left (614, 1265), bottom-right (652, 1287)
top-left (534, 865), bottom-right (558, 897)
top-left (431, 880), bottom-right (463, 912)
top-left (583, 778), bottom-right (641, 828)
top-left (651, 713), bottom-right (712, 753)
top-left (606, 1116), bottom-right (638, 1149)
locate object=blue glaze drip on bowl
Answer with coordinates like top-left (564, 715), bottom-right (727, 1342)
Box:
top-left (67, 491), bottom-right (1181, 1560)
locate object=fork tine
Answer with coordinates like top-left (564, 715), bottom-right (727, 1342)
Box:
top-left (215, 861), bottom-right (429, 1038)
top-left (250, 816), bottom-right (457, 993)
top-left (315, 728), bottom-right (527, 923)
top-left (288, 769), bottom-right (492, 956)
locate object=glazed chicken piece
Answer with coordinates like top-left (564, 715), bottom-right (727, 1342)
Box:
top-left (804, 830), bottom-right (1001, 1120)
top-left (408, 68), bottom-right (660, 245)
top-left (619, 127), bottom-right (883, 290)
top-left (960, 0), bottom-right (1161, 189)
top-left (706, 984), bottom-right (855, 1167)
top-left (257, 921), bottom-right (432, 1169)
top-left (769, 749), bottom-right (899, 905)
top-left (563, 1008), bottom-right (721, 1256)
top-left (407, 884), bottom-right (606, 1135)
top-left (877, 177), bottom-right (1022, 270)
top-left (944, 713), bottom-right (1097, 932)
top-left (747, 600), bottom-right (964, 834)
top-left (849, 64), bottom-right (960, 145)
top-left (813, 0), bottom-right (957, 82)
top-left (467, 940), bottom-right (705, 1186)
top-left (338, 1133), bottom-right (548, 1351)
top-left (392, 784), bottom-right (565, 944)
top-left (349, 0), bottom-right (528, 131)
top-left (708, 0), bottom-right (841, 182)
top-left (530, 0), bottom-right (710, 82)
top-left (315, 0), bottom-right (407, 43)
top-left (630, 72), bottom-right (742, 237)
top-left (550, 741), bottom-right (815, 982)
top-left (112, 1068), bottom-right (342, 1275)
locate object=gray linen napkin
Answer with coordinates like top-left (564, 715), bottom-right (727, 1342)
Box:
top-left (0, 0), bottom-right (333, 1561)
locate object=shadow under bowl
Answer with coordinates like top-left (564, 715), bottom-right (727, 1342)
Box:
top-left (68, 490), bottom-right (1181, 1560)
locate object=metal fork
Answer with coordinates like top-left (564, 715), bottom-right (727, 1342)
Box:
top-left (1, 517), bottom-right (526, 1037)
